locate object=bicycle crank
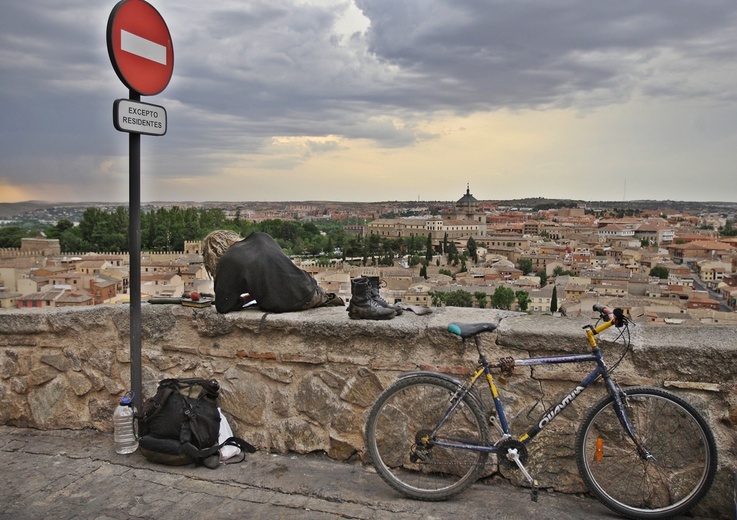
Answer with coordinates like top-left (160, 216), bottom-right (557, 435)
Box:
top-left (497, 439), bottom-right (538, 502)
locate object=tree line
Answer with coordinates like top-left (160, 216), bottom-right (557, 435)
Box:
top-left (0, 206), bottom-right (346, 256)
top-left (0, 207), bottom-right (463, 264)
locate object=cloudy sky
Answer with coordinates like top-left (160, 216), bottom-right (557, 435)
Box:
top-left (1, 0), bottom-right (736, 204)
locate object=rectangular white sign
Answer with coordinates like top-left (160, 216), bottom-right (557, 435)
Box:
top-left (113, 99), bottom-right (167, 136)
top-left (120, 30), bottom-right (167, 65)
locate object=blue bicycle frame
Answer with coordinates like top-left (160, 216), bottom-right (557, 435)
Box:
top-left (422, 347), bottom-right (638, 455)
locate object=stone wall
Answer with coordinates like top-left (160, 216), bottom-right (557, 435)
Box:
top-left (0, 305), bottom-right (734, 518)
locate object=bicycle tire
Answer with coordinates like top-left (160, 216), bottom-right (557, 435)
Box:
top-left (365, 375), bottom-right (490, 500)
top-left (576, 386), bottom-right (717, 519)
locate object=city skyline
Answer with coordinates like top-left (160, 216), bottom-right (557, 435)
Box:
top-left (2, 1), bottom-right (737, 204)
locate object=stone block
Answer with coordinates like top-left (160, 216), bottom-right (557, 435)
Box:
top-left (664, 380), bottom-right (722, 393)
top-left (40, 353), bottom-right (70, 372)
top-left (68, 372), bottom-right (93, 396)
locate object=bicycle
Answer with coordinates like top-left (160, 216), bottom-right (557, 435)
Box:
top-left (364, 305), bottom-right (718, 519)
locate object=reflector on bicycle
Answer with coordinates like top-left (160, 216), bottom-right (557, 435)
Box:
top-left (595, 437), bottom-right (603, 462)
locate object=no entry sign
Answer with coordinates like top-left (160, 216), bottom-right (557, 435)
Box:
top-left (107, 0), bottom-right (174, 96)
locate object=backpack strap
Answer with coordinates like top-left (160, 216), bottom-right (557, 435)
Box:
top-left (221, 436), bottom-right (257, 454)
top-left (138, 380), bottom-right (178, 422)
top-left (179, 436), bottom-right (257, 464)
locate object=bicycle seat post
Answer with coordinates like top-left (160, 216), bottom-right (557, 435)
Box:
top-left (473, 335), bottom-right (484, 358)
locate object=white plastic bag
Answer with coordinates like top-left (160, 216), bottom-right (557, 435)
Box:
top-left (218, 408), bottom-right (242, 461)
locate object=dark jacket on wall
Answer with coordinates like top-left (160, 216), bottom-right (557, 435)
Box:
top-left (214, 232), bottom-right (318, 314)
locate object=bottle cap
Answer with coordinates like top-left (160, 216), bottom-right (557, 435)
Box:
top-left (120, 390), bottom-right (135, 405)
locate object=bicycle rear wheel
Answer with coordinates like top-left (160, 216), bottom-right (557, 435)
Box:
top-left (576, 386), bottom-right (717, 519)
top-left (365, 375), bottom-right (490, 500)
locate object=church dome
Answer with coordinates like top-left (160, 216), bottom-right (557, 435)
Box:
top-left (457, 186), bottom-right (478, 205)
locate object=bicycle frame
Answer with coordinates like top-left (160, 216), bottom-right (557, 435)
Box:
top-left (428, 319), bottom-right (639, 454)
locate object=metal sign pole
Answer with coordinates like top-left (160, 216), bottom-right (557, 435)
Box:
top-left (129, 89), bottom-right (142, 412)
top-left (108, 0), bottom-right (172, 412)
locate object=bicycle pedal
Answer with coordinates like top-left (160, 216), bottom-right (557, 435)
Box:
top-left (530, 480), bottom-right (539, 502)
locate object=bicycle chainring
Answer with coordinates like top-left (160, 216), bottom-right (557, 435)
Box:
top-left (495, 438), bottom-right (529, 469)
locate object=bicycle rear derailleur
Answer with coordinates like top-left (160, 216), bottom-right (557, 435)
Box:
top-left (496, 439), bottom-right (539, 502)
top-left (409, 429), bottom-right (434, 463)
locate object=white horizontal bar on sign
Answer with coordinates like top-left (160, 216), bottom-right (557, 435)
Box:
top-left (120, 30), bottom-right (167, 65)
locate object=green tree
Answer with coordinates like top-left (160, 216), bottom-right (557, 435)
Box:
top-left (444, 289), bottom-right (474, 307)
top-left (367, 233), bottom-right (381, 257)
top-left (345, 235), bottom-right (364, 257)
top-left (419, 263), bottom-right (428, 279)
top-left (428, 290), bottom-right (445, 306)
top-left (550, 286), bottom-right (558, 313)
top-left (466, 237), bottom-right (478, 264)
top-left (719, 220), bottom-right (737, 237)
top-left (515, 290), bottom-right (530, 312)
top-left (474, 291), bottom-right (487, 309)
top-left (537, 269), bottom-right (548, 286)
top-left (59, 227), bottom-right (85, 252)
top-left (649, 266), bottom-right (670, 279)
top-left (517, 258), bottom-right (533, 275)
top-left (446, 241), bottom-right (459, 266)
top-left (78, 207), bottom-right (112, 250)
top-left (552, 266), bottom-right (573, 277)
top-left (46, 219), bottom-right (75, 239)
top-left (491, 286), bottom-right (515, 310)
top-left (425, 234), bottom-right (434, 263)
top-left (0, 226), bottom-right (28, 248)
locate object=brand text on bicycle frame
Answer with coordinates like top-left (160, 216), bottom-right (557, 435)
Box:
top-left (538, 386), bottom-right (585, 429)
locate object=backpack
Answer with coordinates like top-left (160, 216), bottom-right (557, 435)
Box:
top-left (137, 378), bottom-right (256, 468)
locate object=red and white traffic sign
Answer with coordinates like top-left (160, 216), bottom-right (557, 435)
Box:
top-left (107, 0), bottom-right (174, 96)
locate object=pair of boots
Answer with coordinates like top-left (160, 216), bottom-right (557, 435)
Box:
top-left (347, 276), bottom-right (403, 320)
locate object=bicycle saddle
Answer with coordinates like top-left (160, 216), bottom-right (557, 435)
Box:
top-left (447, 322), bottom-right (497, 338)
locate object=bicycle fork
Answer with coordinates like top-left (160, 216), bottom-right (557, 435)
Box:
top-left (607, 380), bottom-right (655, 462)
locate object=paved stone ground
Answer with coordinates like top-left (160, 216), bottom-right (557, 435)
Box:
top-left (0, 426), bottom-right (711, 520)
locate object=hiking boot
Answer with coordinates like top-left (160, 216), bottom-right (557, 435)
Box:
top-left (347, 278), bottom-right (396, 320)
top-left (362, 275), bottom-right (403, 315)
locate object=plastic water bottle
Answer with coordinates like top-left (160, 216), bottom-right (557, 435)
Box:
top-left (113, 391), bottom-right (138, 454)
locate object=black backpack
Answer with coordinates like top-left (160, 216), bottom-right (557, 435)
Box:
top-left (137, 378), bottom-right (256, 468)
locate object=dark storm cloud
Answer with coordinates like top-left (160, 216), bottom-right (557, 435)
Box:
top-left (354, 0), bottom-right (737, 109)
top-left (159, 0), bottom-right (737, 148)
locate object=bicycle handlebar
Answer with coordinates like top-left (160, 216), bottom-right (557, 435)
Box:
top-left (592, 304), bottom-right (626, 328)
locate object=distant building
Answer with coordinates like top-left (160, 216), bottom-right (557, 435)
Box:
top-left (20, 233), bottom-right (61, 256)
top-left (366, 185), bottom-right (487, 249)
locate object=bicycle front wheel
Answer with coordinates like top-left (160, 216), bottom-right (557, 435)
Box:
top-left (576, 386), bottom-right (717, 519)
top-left (365, 375), bottom-right (490, 500)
